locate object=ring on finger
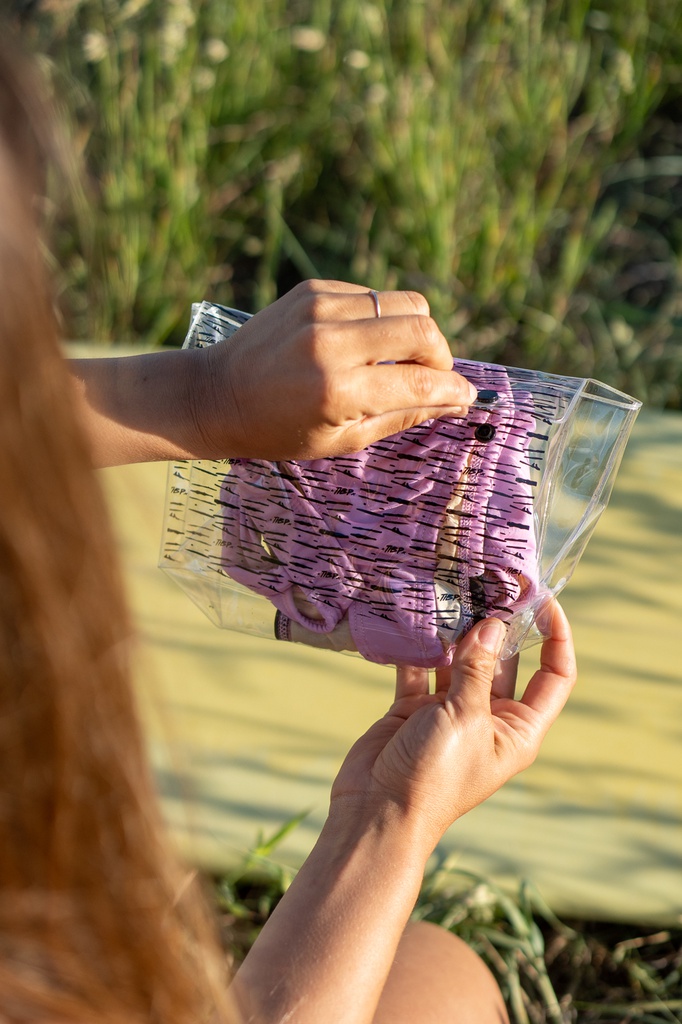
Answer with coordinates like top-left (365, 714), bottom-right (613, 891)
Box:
top-left (368, 289), bottom-right (382, 319)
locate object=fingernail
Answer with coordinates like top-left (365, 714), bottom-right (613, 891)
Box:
top-left (477, 617), bottom-right (506, 654)
top-left (466, 382), bottom-right (478, 403)
top-left (535, 599), bottom-right (556, 636)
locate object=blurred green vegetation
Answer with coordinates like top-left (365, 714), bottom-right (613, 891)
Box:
top-left (209, 835), bottom-right (682, 1024)
top-left (25, 0), bottom-right (682, 405)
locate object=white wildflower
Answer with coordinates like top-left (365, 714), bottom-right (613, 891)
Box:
top-left (345, 49), bottom-right (370, 70)
top-left (586, 10), bottom-right (610, 30)
top-left (161, 22), bottom-right (186, 64)
top-left (366, 82), bottom-right (388, 106)
top-left (611, 317), bottom-right (634, 346)
top-left (205, 38), bottom-right (229, 64)
top-left (243, 236), bottom-right (264, 256)
top-left (83, 30), bottom-right (107, 64)
top-left (361, 3), bottom-right (383, 36)
top-left (193, 67), bottom-right (216, 92)
top-left (168, 0), bottom-right (195, 27)
top-left (291, 26), bottom-right (326, 53)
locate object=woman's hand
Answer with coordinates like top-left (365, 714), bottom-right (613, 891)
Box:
top-left (198, 279), bottom-right (477, 460)
top-left (234, 604), bottom-right (574, 1024)
top-left (70, 279), bottom-right (476, 467)
top-left (329, 603), bottom-right (576, 860)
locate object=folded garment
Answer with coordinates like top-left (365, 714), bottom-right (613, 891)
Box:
top-left (218, 361), bottom-right (539, 667)
top-left (159, 301), bottom-right (641, 669)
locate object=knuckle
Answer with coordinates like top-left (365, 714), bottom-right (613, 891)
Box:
top-left (290, 279), bottom-right (326, 317)
top-left (416, 314), bottom-right (446, 352)
top-left (299, 320), bottom-right (327, 358)
top-left (318, 371), bottom-right (347, 422)
top-left (402, 315), bottom-right (449, 369)
top-left (300, 290), bottom-right (333, 326)
top-left (467, 665), bottom-right (496, 695)
top-left (294, 278), bottom-right (324, 297)
top-left (297, 324), bottom-right (342, 404)
top-left (403, 290), bottom-right (430, 316)
top-left (455, 649), bottom-right (498, 694)
top-left (408, 359), bottom-right (438, 402)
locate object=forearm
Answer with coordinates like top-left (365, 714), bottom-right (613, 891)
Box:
top-left (232, 807), bottom-right (427, 1024)
top-left (69, 348), bottom-right (211, 467)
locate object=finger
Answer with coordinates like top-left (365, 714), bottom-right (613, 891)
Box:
top-left (338, 289), bottom-right (432, 321)
top-left (447, 618), bottom-right (507, 710)
top-left (299, 279), bottom-right (431, 318)
top-left (339, 361), bottom-right (477, 417)
top-left (395, 665), bottom-right (430, 700)
top-left (360, 289), bottom-right (430, 319)
top-left (328, 316), bottom-right (458, 372)
top-left (338, 406), bottom-right (469, 453)
top-left (491, 651), bottom-right (519, 700)
top-left (518, 602), bottom-right (576, 731)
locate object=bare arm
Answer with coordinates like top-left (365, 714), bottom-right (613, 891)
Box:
top-left (233, 605), bottom-right (577, 1024)
top-left (232, 813), bottom-right (424, 1024)
top-left (68, 280), bottom-right (478, 467)
top-left (69, 346), bottom-right (208, 467)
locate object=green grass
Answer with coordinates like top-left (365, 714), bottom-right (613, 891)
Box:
top-left (24, 0), bottom-right (682, 405)
top-left (207, 834), bottom-right (682, 1024)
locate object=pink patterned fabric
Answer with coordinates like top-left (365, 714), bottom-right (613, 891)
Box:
top-left (219, 360), bottom-right (539, 667)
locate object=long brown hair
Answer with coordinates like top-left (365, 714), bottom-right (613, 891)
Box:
top-left (0, 33), bottom-right (239, 1024)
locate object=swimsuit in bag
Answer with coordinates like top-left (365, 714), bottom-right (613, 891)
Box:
top-left (218, 363), bottom-right (539, 668)
top-left (159, 302), bottom-right (641, 669)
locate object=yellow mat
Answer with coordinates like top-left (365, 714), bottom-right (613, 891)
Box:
top-left (99, 405), bottom-right (682, 926)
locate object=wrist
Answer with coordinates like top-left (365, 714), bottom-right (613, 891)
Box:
top-left (321, 797), bottom-right (434, 881)
top-left (173, 345), bottom-right (218, 459)
top-left (124, 347), bottom-right (216, 463)
top-left (188, 341), bottom-right (243, 460)
top-left (236, 802), bottom-right (428, 1024)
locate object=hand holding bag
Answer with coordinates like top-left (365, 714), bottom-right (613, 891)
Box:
top-left (160, 302), bottom-right (641, 667)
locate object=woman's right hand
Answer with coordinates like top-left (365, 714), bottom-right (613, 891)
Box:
top-left (328, 603), bottom-right (577, 861)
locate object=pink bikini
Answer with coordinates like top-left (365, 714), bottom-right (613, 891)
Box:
top-left (160, 301), bottom-right (640, 668)
top-left (218, 361), bottom-right (539, 667)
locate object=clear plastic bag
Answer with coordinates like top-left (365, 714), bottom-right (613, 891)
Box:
top-left (159, 302), bottom-right (641, 665)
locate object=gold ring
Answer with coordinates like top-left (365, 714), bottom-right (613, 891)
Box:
top-left (369, 289), bottom-right (381, 319)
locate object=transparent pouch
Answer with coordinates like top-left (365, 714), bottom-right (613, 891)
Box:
top-left (159, 302), bottom-right (641, 666)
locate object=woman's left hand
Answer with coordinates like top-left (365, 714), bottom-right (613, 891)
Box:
top-left (329, 602), bottom-right (576, 860)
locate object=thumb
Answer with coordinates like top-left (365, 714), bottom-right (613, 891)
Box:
top-left (447, 618), bottom-right (507, 711)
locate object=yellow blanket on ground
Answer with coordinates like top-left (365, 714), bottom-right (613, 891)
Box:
top-left (101, 408), bottom-right (682, 926)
